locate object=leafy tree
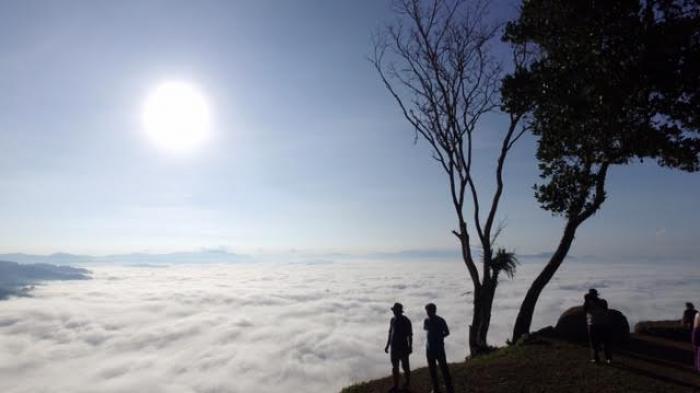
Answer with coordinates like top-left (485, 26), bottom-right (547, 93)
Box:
top-left (372, 0), bottom-right (528, 355)
top-left (502, 0), bottom-right (700, 341)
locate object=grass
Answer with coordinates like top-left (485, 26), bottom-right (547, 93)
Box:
top-left (340, 336), bottom-right (700, 393)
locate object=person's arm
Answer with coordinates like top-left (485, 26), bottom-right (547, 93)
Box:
top-left (442, 318), bottom-right (450, 338)
top-left (407, 319), bottom-right (413, 353)
top-left (385, 319), bottom-right (393, 353)
top-left (695, 312), bottom-right (700, 329)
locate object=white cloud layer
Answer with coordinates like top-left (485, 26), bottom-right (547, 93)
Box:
top-left (0, 260), bottom-right (698, 393)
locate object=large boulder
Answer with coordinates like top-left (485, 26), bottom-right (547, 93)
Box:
top-left (555, 306), bottom-right (630, 344)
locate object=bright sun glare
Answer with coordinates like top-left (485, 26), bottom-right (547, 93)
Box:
top-left (142, 81), bottom-right (211, 153)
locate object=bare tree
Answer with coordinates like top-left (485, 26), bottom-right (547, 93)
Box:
top-left (371, 0), bottom-right (528, 355)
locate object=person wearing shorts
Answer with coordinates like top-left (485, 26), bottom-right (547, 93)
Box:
top-left (385, 302), bottom-right (412, 391)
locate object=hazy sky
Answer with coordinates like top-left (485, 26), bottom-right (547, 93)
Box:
top-left (0, 0), bottom-right (698, 260)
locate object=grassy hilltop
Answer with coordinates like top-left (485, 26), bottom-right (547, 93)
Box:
top-left (340, 333), bottom-right (700, 393)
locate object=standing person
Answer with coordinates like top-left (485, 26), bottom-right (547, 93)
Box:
top-left (583, 288), bottom-right (612, 363)
top-left (385, 302), bottom-right (412, 392)
top-left (693, 311), bottom-right (700, 373)
top-left (424, 303), bottom-right (454, 393)
top-left (682, 302), bottom-right (697, 329)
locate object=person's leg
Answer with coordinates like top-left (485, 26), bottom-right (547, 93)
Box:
top-left (391, 355), bottom-right (400, 390)
top-left (603, 326), bottom-right (613, 362)
top-left (427, 352), bottom-right (440, 392)
top-left (401, 355), bottom-right (411, 388)
top-left (588, 325), bottom-right (599, 362)
top-left (593, 325), bottom-right (603, 362)
top-left (437, 351), bottom-right (453, 393)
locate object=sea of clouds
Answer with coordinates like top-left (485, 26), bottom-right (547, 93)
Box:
top-left (0, 260), bottom-right (698, 393)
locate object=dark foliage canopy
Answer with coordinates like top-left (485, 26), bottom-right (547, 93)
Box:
top-left (502, 0), bottom-right (700, 218)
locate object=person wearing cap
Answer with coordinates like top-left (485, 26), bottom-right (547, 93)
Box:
top-left (385, 302), bottom-right (412, 391)
top-left (424, 303), bottom-right (454, 393)
top-left (583, 288), bottom-right (612, 363)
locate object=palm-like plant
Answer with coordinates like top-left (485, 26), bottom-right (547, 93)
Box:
top-left (491, 248), bottom-right (519, 282)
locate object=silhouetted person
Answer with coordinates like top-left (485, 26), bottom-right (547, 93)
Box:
top-left (693, 312), bottom-right (700, 373)
top-left (424, 303), bottom-right (454, 393)
top-left (682, 302), bottom-right (697, 329)
top-left (385, 302), bottom-right (412, 392)
top-left (583, 288), bottom-right (612, 363)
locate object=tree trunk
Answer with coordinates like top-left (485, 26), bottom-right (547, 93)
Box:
top-left (469, 275), bottom-right (497, 356)
top-left (511, 220), bottom-right (579, 342)
top-left (476, 276), bottom-right (496, 350)
top-left (468, 291), bottom-right (480, 356)
top-left (455, 224), bottom-right (487, 357)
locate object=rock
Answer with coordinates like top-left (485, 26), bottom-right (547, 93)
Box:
top-left (555, 306), bottom-right (630, 344)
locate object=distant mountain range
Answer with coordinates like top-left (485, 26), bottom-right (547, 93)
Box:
top-left (0, 249), bottom-right (581, 267)
top-left (0, 249), bottom-right (252, 266)
top-left (0, 260), bottom-right (91, 300)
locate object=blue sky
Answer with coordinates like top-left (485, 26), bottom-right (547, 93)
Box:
top-left (0, 0), bottom-right (698, 261)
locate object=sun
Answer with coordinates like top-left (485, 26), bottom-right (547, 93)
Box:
top-left (142, 81), bottom-right (211, 153)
